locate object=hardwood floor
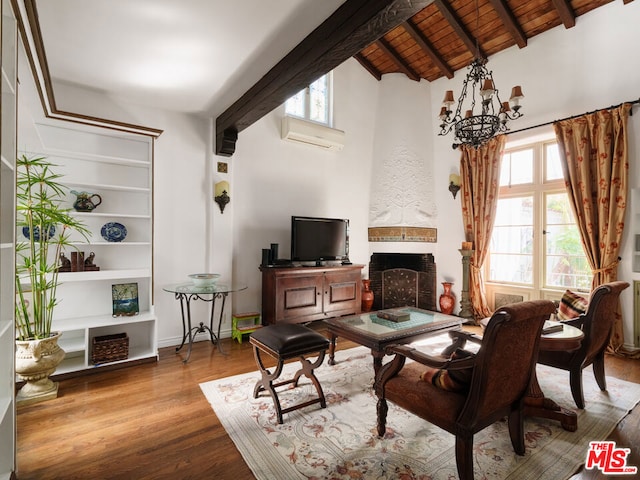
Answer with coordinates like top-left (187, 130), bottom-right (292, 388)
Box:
top-left (16, 326), bottom-right (640, 480)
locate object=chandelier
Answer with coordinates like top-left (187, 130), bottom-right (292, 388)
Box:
top-left (437, 0), bottom-right (524, 149)
top-left (437, 57), bottom-right (524, 149)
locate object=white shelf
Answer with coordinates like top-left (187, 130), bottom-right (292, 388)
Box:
top-left (59, 336), bottom-right (85, 354)
top-left (64, 181), bottom-right (150, 193)
top-left (55, 355), bottom-right (87, 375)
top-left (0, 397), bottom-right (10, 423)
top-left (58, 269), bottom-right (151, 282)
top-left (70, 241), bottom-right (151, 247)
top-left (72, 211), bottom-right (151, 219)
top-left (1, 68), bottom-right (14, 95)
top-left (20, 269), bottom-right (151, 286)
top-left (0, 321), bottom-right (9, 338)
top-left (0, 154), bottom-right (12, 170)
top-left (55, 311), bottom-right (156, 332)
top-left (42, 148), bottom-right (151, 168)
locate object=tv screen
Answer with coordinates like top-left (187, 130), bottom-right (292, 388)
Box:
top-left (291, 216), bottom-right (349, 263)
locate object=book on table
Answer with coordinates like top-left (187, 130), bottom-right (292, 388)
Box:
top-left (376, 308), bottom-right (410, 322)
top-left (542, 320), bottom-right (563, 335)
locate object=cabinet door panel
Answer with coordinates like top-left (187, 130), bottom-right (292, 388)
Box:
top-left (277, 275), bottom-right (323, 320)
top-left (324, 272), bottom-right (360, 314)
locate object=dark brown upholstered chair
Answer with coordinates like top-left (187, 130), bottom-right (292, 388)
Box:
top-left (374, 300), bottom-right (556, 480)
top-left (537, 281), bottom-right (630, 409)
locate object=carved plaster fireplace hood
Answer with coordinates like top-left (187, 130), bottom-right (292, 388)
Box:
top-left (368, 74), bottom-right (437, 239)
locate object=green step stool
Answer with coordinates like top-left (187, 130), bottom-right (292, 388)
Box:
top-left (232, 312), bottom-right (262, 343)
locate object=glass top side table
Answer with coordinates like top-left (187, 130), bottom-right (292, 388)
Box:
top-left (163, 282), bottom-right (247, 363)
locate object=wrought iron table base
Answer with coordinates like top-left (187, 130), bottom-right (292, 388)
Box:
top-left (174, 291), bottom-right (228, 363)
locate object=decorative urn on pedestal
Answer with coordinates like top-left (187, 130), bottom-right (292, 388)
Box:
top-left (439, 282), bottom-right (455, 315)
top-left (361, 279), bottom-right (374, 312)
top-left (15, 333), bottom-right (66, 405)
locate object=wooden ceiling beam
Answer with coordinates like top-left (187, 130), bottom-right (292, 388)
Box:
top-left (434, 0), bottom-right (485, 59)
top-left (551, 0), bottom-right (576, 28)
top-left (487, 0), bottom-right (527, 48)
top-left (403, 20), bottom-right (454, 79)
top-left (215, 0), bottom-right (435, 156)
top-left (375, 38), bottom-right (421, 81)
top-left (354, 53), bottom-right (382, 81)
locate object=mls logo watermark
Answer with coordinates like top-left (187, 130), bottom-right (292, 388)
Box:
top-left (586, 441), bottom-right (638, 475)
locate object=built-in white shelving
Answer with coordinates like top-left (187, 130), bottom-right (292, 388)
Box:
top-left (0, 0), bottom-right (17, 476)
top-left (19, 121), bottom-right (157, 378)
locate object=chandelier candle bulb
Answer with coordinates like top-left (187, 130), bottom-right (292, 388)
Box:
top-left (480, 79), bottom-right (495, 98)
top-left (443, 90), bottom-right (455, 105)
top-left (510, 86), bottom-right (524, 104)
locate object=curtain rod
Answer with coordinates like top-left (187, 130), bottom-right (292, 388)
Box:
top-left (506, 98), bottom-right (640, 137)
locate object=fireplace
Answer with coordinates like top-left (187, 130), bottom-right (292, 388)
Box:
top-left (368, 253), bottom-right (436, 311)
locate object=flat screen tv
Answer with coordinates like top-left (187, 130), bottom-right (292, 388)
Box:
top-left (291, 216), bottom-right (349, 264)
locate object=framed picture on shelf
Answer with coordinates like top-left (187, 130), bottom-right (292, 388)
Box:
top-left (112, 282), bottom-right (140, 317)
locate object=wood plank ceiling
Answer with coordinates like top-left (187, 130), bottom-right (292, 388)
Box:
top-left (354, 0), bottom-right (628, 83)
top-left (217, 0), bottom-right (633, 156)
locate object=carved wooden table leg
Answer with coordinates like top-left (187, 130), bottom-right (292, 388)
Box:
top-left (328, 334), bottom-right (337, 365)
top-left (525, 367), bottom-right (578, 432)
top-left (372, 350), bottom-right (385, 376)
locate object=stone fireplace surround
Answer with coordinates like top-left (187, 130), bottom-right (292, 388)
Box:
top-left (368, 253), bottom-right (436, 312)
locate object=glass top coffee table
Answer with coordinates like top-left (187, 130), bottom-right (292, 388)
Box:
top-left (324, 307), bottom-right (462, 374)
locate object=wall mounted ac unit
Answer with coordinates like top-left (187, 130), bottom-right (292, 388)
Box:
top-left (281, 115), bottom-right (345, 151)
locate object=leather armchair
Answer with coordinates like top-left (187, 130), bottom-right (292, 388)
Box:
top-left (374, 300), bottom-right (555, 480)
top-left (537, 281), bottom-right (630, 409)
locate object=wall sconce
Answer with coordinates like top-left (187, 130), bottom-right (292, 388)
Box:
top-left (448, 173), bottom-right (461, 199)
top-left (214, 181), bottom-right (230, 214)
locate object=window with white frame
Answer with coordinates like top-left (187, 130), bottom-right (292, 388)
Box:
top-left (285, 72), bottom-right (333, 126)
top-left (486, 140), bottom-right (591, 294)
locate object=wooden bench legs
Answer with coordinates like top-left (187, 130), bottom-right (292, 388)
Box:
top-left (252, 345), bottom-right (327, 424)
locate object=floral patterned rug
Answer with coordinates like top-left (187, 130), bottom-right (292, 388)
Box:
top-left (200, 339), bottom-right (640, 480)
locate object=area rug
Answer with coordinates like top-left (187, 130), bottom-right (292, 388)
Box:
top-left (200, 339), bottom-right (640, 480)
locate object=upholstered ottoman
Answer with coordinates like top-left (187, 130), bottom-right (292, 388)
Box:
top-left (249, 323), bottom-right (329, 424)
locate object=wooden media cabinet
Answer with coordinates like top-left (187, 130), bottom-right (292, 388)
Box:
top-left (260, 264), bottom-right (364, 325)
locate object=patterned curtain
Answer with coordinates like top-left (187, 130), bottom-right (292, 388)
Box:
top-left (460, 135), bottom-right (506, 321)
top-left (553, 104), bottom-right (631, 353)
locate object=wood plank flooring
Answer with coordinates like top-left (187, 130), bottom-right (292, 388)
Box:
top-left (16, 326), bottom-right (640, 480)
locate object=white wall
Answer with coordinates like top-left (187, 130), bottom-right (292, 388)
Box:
top-left (24, 0), bottom-right (640, 349)
top-left (230, 58), bottom-right (379, 313)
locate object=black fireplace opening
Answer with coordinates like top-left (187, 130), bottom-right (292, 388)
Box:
top-left (368, 253), bottom-right (436, 311)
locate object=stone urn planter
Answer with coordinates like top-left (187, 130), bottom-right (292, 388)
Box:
top-left (15, 332), bottom-right (65, 406)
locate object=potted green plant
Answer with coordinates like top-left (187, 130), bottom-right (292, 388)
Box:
top-left (14, 154), bottom-right (90, 405)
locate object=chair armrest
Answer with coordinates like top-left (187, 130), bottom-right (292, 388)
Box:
top-left (375, 343), bottom-right (475, 396)
top-left (384, 344), bottom-right (448, 368)
top-left (385, 344), bottom-right (474, 370)
top-left (441, 330), bottom-right (482, 356)
top-left (560, 314), bottom-right (585, 330)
